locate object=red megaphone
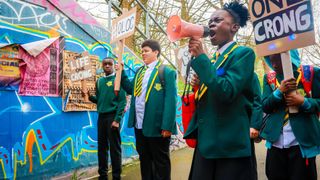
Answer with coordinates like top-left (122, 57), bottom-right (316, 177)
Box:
top-left (167, 15), bottom-right (210, 42)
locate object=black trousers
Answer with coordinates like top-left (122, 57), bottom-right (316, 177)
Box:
top-left (251, 140), bottom-right (258, 180)
top-left (189, 147), bottom-right (253, 180)
top-left (98, 113), bottom-right (121, 180)
top-left (266, 145), bottom-right (317, 180)
top-left (134, 129), bottom-right (171, 180)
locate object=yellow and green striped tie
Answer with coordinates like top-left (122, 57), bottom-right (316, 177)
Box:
top-left (283, 107), bottom-right (289, 126)
top-left (135, 66), bottom-right (147, 97)
top-left (195, 51), bottom-right (219, 100)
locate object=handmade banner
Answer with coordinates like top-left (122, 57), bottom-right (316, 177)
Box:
top-left (62, 50), bottom-right (98, 111)
top-left (0, 44), bottom-right (21, 90)
top-left (249, 0), bottom-right (315, 56)
top-left (18, 38), bottom-right (62, 96)
top-left (110, 7), bottom-right (137, 44)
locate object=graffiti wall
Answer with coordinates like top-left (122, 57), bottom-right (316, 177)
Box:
top-left (0, 0), bottom-right (184, 179)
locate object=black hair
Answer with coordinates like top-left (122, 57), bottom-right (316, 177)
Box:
top-left (103, 57), bottom-right (115, 63)
top-left (141, 39), bottom-right (161, 58)
top-left (223, 1), bottom-right (249, 27)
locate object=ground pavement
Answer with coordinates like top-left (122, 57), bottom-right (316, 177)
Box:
top-left (89, 141), bottom-right (319, 180)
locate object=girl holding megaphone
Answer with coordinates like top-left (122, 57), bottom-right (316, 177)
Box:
top-left (184, 1), bottom-right (260, 180)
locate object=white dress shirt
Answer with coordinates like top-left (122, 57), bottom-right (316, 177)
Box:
top-left (135, 60), bottom-right (159, 129)
top-left (217, 41), bottom-right (235, 55)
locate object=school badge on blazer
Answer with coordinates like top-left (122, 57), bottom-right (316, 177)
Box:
top-left (154, 83), bottom-right (162, 91)
top-left (106, 81), bottom-right (113, 87)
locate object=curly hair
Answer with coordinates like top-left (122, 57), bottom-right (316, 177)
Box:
top-left (223, 1), bottom-right (250, 27)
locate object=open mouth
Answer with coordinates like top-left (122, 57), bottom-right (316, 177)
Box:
top-left (209, 30), bottom-right (216, 40)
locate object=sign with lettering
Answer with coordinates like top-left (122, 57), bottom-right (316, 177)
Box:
top-left (18, 38), bottom-right (62, 96)
top-left (0, 58), bottom-right (21, 90)
top-left (68, 52), bottom-right (93, 81)
top-left (62, 50), bottom-right (98, 111)
top-left (110, 7), bottom-right (137, 43)
top-left (0, 45), bottom-right (21, 90)
top-left (249, 0), bottom-right (315, 56)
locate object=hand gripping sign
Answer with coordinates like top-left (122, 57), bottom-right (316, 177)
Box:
top-left (111, 7), bottom-right (137, 95)
top-left (249, 0), bottom-right (315, 113)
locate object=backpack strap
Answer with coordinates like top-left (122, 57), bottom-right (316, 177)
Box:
top-left (301, 65), bottom-right (314, 97)
top-left (158, 64), bottom-right (166, 88)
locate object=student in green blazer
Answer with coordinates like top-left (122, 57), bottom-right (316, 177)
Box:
top-left (86, 58), bottom-right (127, 180)
top-left (120, 39), bottom-right (177, 180)
top-left (261, 49), bottom-right (320, 180)
top-left (185, 1), bottom-right (256, 179)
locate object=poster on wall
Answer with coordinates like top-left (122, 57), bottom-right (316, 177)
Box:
top-left (18, 38), bottom-right (63, 96)
top-left (62, 50), bottom-right (98, 111)
top-left (0, 44), bottom-right (21, 90)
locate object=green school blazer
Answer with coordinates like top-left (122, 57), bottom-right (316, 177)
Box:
top-left (260, 67), bottom-right (320, 148)
top-left (184, 43), bottom-right (256, 159)
top-left (121, 61), bottom-right (177, 137)
top-left (251, 73), bottom-right (263, 130)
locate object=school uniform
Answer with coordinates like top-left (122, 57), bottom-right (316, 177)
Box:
top-left (121, 60), bottom-right (177, 180)
top-left (184, 42), bottom-right (256, 180)
top-left (261, 60), bottom-right (320, 180)
top-left (89, 73), bottom-right (127, 180)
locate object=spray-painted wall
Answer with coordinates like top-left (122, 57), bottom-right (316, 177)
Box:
top-left (0, 0), bottom-right (184, 179)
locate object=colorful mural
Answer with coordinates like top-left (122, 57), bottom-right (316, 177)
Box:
top-left (0, 0), bottom-right (184, 179)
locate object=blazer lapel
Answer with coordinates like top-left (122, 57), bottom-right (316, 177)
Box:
top-left (213, 42), bottom-right (237, 68)
top-left (145, 61), bottom-right (162, 102)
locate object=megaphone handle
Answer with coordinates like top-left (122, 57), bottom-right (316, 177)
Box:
top-left (181, 57), bottom-right (194, 105)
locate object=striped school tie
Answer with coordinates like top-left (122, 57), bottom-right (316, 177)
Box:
top-left (135, 66), bottom-right (147, 97)
top-left (282, 67), bottom-right (302, 126)
top-left (283, 107), bottom-right (289, 126)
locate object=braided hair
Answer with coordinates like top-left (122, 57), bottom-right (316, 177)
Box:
top-left (223, 1), bottom-right (250, 27)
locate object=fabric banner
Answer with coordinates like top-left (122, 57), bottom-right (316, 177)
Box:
top-left (18, 38), bottom-right (63, 96)
top-left (0, 45), bottom-right (21, 90)
top-left (62, 50), bottom-right (98, 111)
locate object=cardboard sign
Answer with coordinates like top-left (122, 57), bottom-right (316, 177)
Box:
top-left (62, 50), bottom-right (98, 111)
top-left (249, 0), bottom-right (315, 56)
top-left (110, 7), bottom-right (137, 43)
top-left (68, 51), bottom-right (93, 81)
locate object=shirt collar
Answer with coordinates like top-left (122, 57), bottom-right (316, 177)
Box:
top-left (217, 41), bottom-right (235, 55)
top-left (146, 60), bottom-right (159, 69)
top-left (105, 72), bottom-right (115, 77)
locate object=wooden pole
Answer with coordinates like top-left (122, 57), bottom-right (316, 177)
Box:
top-left (114, 39), bottom-right (125, 96)
top-left (281, 51), bottom-right (298, 113)
top-left (113, 8), bottom-right (130, 96)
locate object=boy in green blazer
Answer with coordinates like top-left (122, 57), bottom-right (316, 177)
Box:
top-left (87, 58), bottom-right (127, 180)
top-left (185, 1), bottom-right (256, 179)
top-left (261, 49), bottom-right (320, 180)
top-left (120, 39), bottom-right (177, 180)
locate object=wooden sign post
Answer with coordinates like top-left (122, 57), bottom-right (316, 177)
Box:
top-left (249, 0), bottom-right (315, 113)
top-left (281, 52), bottom-right (298, 113)
top-left (110, 7), bottom-right (137, 95)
